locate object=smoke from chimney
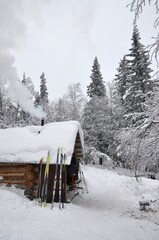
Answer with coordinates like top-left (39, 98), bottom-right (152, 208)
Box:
top-left (0, 1), bottom-right (46, 119)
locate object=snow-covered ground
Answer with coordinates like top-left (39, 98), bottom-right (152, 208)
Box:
top-left (0, 165), bottom-right (159, 240)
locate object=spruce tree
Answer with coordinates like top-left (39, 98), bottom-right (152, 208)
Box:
top-left (39, 72), bottom-right (49, 111)
top-left (124, 25), bottom-right (153, 125)
top-left (83, 57), bottom-right (112, 156)
top-left (114, 55), bottom-right (130, 106)
top-left (21, 73), bottom-right (36, 125)
top-left (34, 92), bottom-right (41, 107)
top-left (87, 57), bottom-right (106, 98)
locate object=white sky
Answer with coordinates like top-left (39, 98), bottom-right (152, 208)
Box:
top-left (2, 0), bottom-right (158, 100)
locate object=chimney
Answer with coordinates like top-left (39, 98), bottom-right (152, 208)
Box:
top-left (41, 118), bottom-right (44, 126)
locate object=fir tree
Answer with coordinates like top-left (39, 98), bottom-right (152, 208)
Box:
top-left (34, 92), bottom-right (41, 107)
top-left (124, 25), bottom-right (153, 125)
top-left (87, 57), bottom-right (106, 98)
top-left (21, 73), bottom-right (36, 125)
top-left (39, 72), bottom-right (49, 111)
top-left (114, 55), bottom-right (130, 106)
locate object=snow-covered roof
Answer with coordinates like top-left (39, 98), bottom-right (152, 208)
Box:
top-left (0, 121), bottom-right (84, 165)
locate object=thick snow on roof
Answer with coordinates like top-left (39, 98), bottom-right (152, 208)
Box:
top-left (0, 121), bottom-right (83, 165)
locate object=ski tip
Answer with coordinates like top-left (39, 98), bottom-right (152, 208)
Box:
top-left (40, 158), bottom-right (44, 164)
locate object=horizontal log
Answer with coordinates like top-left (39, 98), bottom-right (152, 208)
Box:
top-left (0, 172), bottom-right (25, 177)
top-left (24, 171), bottom-right (35, 181)
top-left (74, 150), bottom-right (83, 154)
top-left (74, 153), bottom-right (83, 157)
top-left (3, 177), bottom-right (25, 181)
top-left (75, 142), bottom-right (81, 146)
top-left (75, 141), bottom-right (82, 145)
top-left (74, 146), bottom-right (83, 149)
top-left (0, 179), bottom-right (36, 188)
top-left (0, 167), bottom-right (27, 173)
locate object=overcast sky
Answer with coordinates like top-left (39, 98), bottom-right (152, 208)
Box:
top-left (1, 0), bottom-right (158, 100)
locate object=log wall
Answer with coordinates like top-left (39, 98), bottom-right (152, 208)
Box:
top-left (0, 163), bottom-right (38, 189)
top-left (0, 163), bottom-right (67, 203)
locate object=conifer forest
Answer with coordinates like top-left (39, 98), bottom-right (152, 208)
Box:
top-left (0, 0), bottom-right (159, 174)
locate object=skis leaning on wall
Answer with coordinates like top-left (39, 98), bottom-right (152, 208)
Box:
top-left (35, 157), bottom-right (43, 205)
top-left (40, 150), bottom-right (51, 207)
top-left (62, 154), bottom-right (67, 208)
top-left (51, 148), bottom-right (60, 209)
top-left (59, 148), bottom-right (63, 210)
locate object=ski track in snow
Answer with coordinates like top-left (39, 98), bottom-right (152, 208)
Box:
top-left (0, 165), bottom-right (159, 240)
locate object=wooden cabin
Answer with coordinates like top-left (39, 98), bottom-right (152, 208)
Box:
top-left (0, 121), bottom-right (84, 203)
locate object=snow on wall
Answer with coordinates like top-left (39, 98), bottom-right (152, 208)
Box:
top-left (0, 121), bottom-right (83, 165)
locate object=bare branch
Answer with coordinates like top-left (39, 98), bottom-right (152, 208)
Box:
top-left (147, 34), bottom-right (159, 66)
top-left (155, 0), bottom-right (159, 12)
top-left (154, 17), bottom-right (159, 27)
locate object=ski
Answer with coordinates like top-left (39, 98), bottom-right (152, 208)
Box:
top-left (79, 164), bottom-right (89, 194)
top-left (35, 157), bottom-right (43, 205)
top-left (62, 154), bottom-right (67, 208)
top-left (40, 150), bottom-right (51, 207)
top-left (78, 165), bottom-right (84, 194)
top-left (51, 148), bottom-right (60, 209)
top-left (59, 148), bottom-right (63, 210)
top-left (43, 150), bottom-right (51, 207)
top-left (82, 171), bottom-right (89, 194)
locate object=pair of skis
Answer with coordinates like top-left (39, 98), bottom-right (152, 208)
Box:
top-left (35, 150), bottom-right (51, 207)
top-left (51, 148), bottom-right (65, 210)
top-left (35, 157), bottom-right (44, 205)
top-left (36, 148), bottom-right (66, 209)
top-left (40, 150), bottom-right (51, 207)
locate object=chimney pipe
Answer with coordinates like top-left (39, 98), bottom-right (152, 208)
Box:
top-left (41, 118), bottom-right (44, 126)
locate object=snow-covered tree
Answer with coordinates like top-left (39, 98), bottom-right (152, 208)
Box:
top-left (87, 57), bottom-right (106, 98)
top-left (22, 74), bottom-right (35, 99)
top-left (39, 72), bottom-right (49, 111)
top-left (54, 98), bottom-right (69, 122)
top-left (0, 77), bottom-right (8, 128)
top-left (83, 96), bottom-right (113, 155)
top-left (129, 0), bottom-right (159, 64)
top-left (115, 75), bottom-right (159, 172)
top-left (84, 58), bottom-right (115, 157)
top-left (65, 83), bottom-right (85, 121)
top-left (114, 55), bottom-right (130, 106)
top-left (124, 25), bottom-right (153, 126)
top-left (21, 74), bottom-right (36, 125)
top-left (53, 83), bottom-right (85, 123)
top-left (34, 92), bottom-right (41, 108)
top-left (111, 55), bottom-right (130, 129)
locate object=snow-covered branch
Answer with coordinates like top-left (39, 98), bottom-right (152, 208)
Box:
top-left (128, 0), bottom-right (159, 64)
